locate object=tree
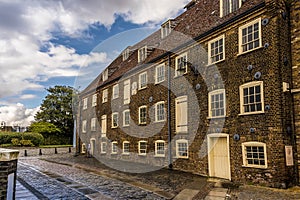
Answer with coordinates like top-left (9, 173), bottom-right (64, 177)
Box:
top-left (35, 86), bottom-right (74, 142)
top-left (28, 121), bottom-right (61, 136)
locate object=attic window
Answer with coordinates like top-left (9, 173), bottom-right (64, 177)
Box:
top-left (102, 69), bottom-right (108, 81)
top-left (220, 0), bottom-right (242, 17)
top-left (184, 0), bottom-right (196, 10)
top-left (161, 20), bottom-right (172, 39)
top-left (122, 48), bottom-right (130, 61)
top-left (138, 46), bottom-right (147, 63)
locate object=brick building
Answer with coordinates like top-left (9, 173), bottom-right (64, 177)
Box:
top-left (77, 0), bottom-right (300, 187)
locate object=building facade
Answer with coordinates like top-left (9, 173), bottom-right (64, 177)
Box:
top-left (78, 0), bottom-right (300, 187)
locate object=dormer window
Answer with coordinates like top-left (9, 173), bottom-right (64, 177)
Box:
top-left (102, 69), bottom-right (108, 81)
top-left (220, 0), bottom-right (241, 17)
top-left (122, 48), bottom-right (130, 61)
top-left (161, 20), bottom-right (172, 39)
top-left (138, 46), bottom-right (147, 63)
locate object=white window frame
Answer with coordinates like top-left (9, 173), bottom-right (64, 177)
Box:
top-left (238, 18), bottom-right (262, 54)
top-left (138, 141), bottom-right (147, 156)
top-left (111, 112), bottom-right (119, 128)
top-left (112, 84), bottom-right (119, 99)
top-left (220, 0), bottom-right (242, 17)
top-left (139, 72), bottom-right (148, 90)
top-left (139, 105), bottom-right (147, 125)
top-left (208, 89), bottom-right (226, 118)
top-left (111, 141), bottom-right (118, 154)
top-left (122, 141), bottom-right (130, 155)
top-left (175, 53), bottom-right (188, 77)
top-left (175, 96), bottom-right (188, 133)
top-left (161, 20), bottom-right (172, 39)
top-left (138, 46), bottom-right (147, 63)
top-left (92, 94), bottom-right (97, 107)
top-left (123, 110), bottom-right (130, 127)
top-left (81, 143), bottom-right (86, 154)
top-left (102, 89), bottom-right (108, 103)
top-left (82, 120), bottom-right (87, 133)
top-left (208, 35), bottom-right (225, 65)
top-left (101, 142), bottom-right (107, 154)
top-left (242, 142), bottom-right (267, 169)
top-left (239, 81), bottom-right (264, 115)
top-left (102, 69), bottom-right (108, 81)
top-left (122, 48), bottom-right (130, 61)
top-left (155, 140), bottom-right (165, 157)
top-left (101, 115), bottom-right (107, 137)
top-left (155, 64), bottom-right (165, 84)
top-left (91, 118), bottom-right (97, 131)
top-left (124, 79), bottom-right (131, 105)
top-left (83, 98), bottom-right (88, 110)
top-left (155, 101), bottom-right (165, 122)
top-left (176, 139), bottom-right (188, 158)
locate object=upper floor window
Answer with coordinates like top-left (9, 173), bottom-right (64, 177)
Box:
top-left (83, 98), bottom-right (88, 110)
top-left (139, 106), bottom-right (147, 125)
top-left (239, 18), bottom-right (262, 54)
top-left (138, 141), bottom-right (147, 155)
top-left (240, 81), bottom-right (264, 115)
top-left (176, 139), bottom-right (188, 158)
top-left (123, 110), bottom-right (130, 127)
top-left (102, 89), bottom-right (108, 103)
top-left (155, 101), bottom-right (165, 122)
top-left (220, 0), bottom-right (241, 17)
top-left (208, 35), bottom-right (225, 65)
top-left (111, 112), bottom-right (119, 128)
top-left (92, 94), bottom-right (97, 107)
top-left (175, 96), bottom-right (188, 133)
top-left (124, 79), bottom-right (131, 105)
top-left (161, 20), bottom-right (172, 39)
top-left (175, 53), bottom-right (188, 77)
top-left (155, 140), bottom-right (165, 157)
top-left (242, 142), bottom-right (267, 168)
top-left (139, 72), bottom-right (147, 89)
top-left (91, 118), bottom-right (96, 131)
top-left (102, 69), bottom-right (108, 81)
top-left (208, 89), bottom-right (226, 118)
top-left (122, 48), bottom-right (130, 61)
top-left (82, 120), bottom-right (87, 133)
top-left (138, 46), bottom-right (147, 63)
top-left (155, 64), bottom-right (165, 84)
top-left (112, 84), bottom-right (119, 99)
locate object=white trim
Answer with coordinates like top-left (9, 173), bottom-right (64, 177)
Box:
top-left (220, 0), bottom-right (242, 17)
top-left (91, 118), bottom-right (97, 131)
top-left (123, 109), bottom-right (130, 127)
top-left (92, 94), bottom-right (97, 107)
top-left (122, 141), bottom-right (130, 155)
top-left (155, 64), bottom-right (165, 84)
top-left (112, 84), bottom-right (119, 99)
top-left (111, 112), bottom-right (119, 128)
top-left (82, 120), bottom-right (87, 133)
top-left (175, 52), bottom-right (188, 77)
top-left (139, 105), bottom-right (147, 125)
top-left (208, 35), bottom-right (225, 65)
top-left (176, 139), bottom-right (188, 158)
top-left (83, 98), bottom-right (88, 110)
top-left (101, 141), bottom-right (107, 154)
top-left (111, 141), bottom-right (118, 154)
top-left (138, 140), bottom-right (147, 156)
top-left (155, 101), bottom-right (165, 122)
top-left (155, 140), bottom-right (165, 157)
top-left (102, 89), bottom-right (108, 103)
top-left (139, 72), bottom-right (148, 90)
top-left (208, 89), bottom-right (226, 118)
top-left (242, 141), bottom-right (268, 169)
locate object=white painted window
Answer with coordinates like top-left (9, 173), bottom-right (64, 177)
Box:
top-left (112, 84), bottom-right (119, 99)
top-left (101, 142), bottom-right (107, 154)
top-left (139, 106), bottom-right (147, 124)
top-left (155, 64), bottom-right (165, 83)
top-left (220, 0), bottom-right (241, 17)
top-left (111, 141), bottom-right (118, 154)
top-left (81, 143), bottom-right (86, 153)
top-left (122, 48), bottom-right (130, 61)
top-left (111, 112), bottom-right (119, 128)
top-left (208, 89), bottom-right (226, 118)
top-left (239, 18), bottom-right (262, 54)
top-left (124, 79), bottom-right (131, 104)
top-left (138, 141), bottom-right (147, 155)
top-left (139, 72), bottom-right (147, 89)
top-left (175, 96), bottom-right (188, 133)
top-left (240, 81), bottom-right (264, 114)
top-left (82, 120), bottom-right (87, 133)
top-left (208, 35), bottom-right (225, 65)
top-left (101, 115), bottom-right (107, 137)
top-left (161, 20), bottom-right (172, 38)
top-left (102, 69), bottom-right (108, 81)
top-left (155, 140), bottom-right (165, 157)
top-left (123, 141), bottom-right (130, 154)
top-left (242, 142), bottom-right (267, 168)
top-left (123, 110), bottom-right (130, 127)
top-left (155, 101), bottom-right (165, 122)
top-left (138, 46), bottom-right (147, 63)
top-left (175, 53), bottom-right (188, 76)
top-left (91, 118), bottom-right (96, 131)
top-left (83, 98), bottom-right (88, 110)
top-left (92, 94), bottom-right (97, 107)
top-left (176, 139), bottom-right (188, 158)
top-left (102, 89), bottom-right (108, 103)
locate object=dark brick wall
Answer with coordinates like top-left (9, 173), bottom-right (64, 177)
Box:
top-left (0, 160), bottom-right (18, 199)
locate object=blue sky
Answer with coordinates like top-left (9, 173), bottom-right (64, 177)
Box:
top-left (0, 0), bottom-right (189, 126)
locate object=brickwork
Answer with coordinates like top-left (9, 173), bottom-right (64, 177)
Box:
top-left (0, 160), bottom-right (18, 199)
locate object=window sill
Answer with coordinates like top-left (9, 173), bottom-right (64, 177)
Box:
top-left (237, 46), bottom-right (263, 56)
top-left (154, 155), bottom-right (165, 158)
top-left (155, 80), bottom-right (165, 85)
top-left (238, 111), bottom-right (265, 116)
top-left (138, 154), bottom-right (147, 156)
top-left (207, 116), bottom-right (227, 120)
top-left (154, 120), bottom-right (166, 123)
top-left (101, 152), bottom-right (107, 154)
top-left (122, 153), bottom-right (130, 155)
top-left (207, 59), bottom-right (225, 67)
top-left (111, 152), bottom-right (118, 155)
top-left (138, 86), bottom-right (147, 91)
top-left (242, 165), bottom-right (267, 169)
top-left (111, 126), bottom-right (118, 129)
top-left (101, 134), bottom-right (107, 138)
top-left (123, 125), bottom-right (130, 127)
top-left (174, 73), bottom-right (187, 78)
top-left (176, 156), bottom-right (189, 159)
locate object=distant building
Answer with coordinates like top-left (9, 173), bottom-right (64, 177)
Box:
top-left (77, 0), bottom-right (300, 188)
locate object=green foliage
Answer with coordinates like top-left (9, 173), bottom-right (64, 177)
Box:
top-left (28, 122), bottom-right (61, 136)
top-left (0, 132), bottom-right (44, 146)
top-left (11, 138), bottom-right (21, 146)
top-left (23, 132), bottom-right (44, 146)
top-left (43, 135), bottom-right (71, 145)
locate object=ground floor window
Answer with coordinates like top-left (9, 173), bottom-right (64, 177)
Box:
top-left (155, 140), bottom-right (165, 157)
top-left (81, 143), bottom-right (86, 154)
top-left (242, 142), bottom-right (267, 168)
top-left (176, 139), bottom-right (188, 158)
top-left (111, 141), bottom-right (118, 154)
top-left (138, 141), bottom-right (147, 155)
top-left (123, 141), bottom-right (130, 155)
top-left (101, 142), bottom-right (107, 154)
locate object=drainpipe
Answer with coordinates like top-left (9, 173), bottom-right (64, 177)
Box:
top-left (168, 54), bottom-right (173, 169)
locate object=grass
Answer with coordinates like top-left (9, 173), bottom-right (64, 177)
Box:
top-left (39, 144), bottom-right (73, 148)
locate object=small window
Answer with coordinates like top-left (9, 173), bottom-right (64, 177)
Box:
top-left (155, 101), bottom-right (165, 122)
top-left (175, 53), bottom-right (188, 76)
top-left (102, 69), bottom-right (108, 81)
top-left (155, 64), bottom-right (165, 84)
top-left (91, 118), bottom-right (97, 131)
top-left (175, 96), bottom-right (188, 133)
top-left (123, 141), bottom-right (130, 154)
top-left (240, 81), bottom-right (264, 115)
top-left (176, 139), bottom-right (188, 158)
top-left (220, 0), bottom-right (241, 17)
top-left (123, 110), bottom-right (130, 127)
top-left (155, 140), bottom-right (165, 157)
top-left (161, 20), bottom-right (172, 39)
top-left (124, 79), bottom-right (131, 104)
top-left (208, 35), bottom-right (225, 65)
top-left (138, 46), bottom-right (147, 63)
top-left (111, 112), bottom-right (119, 128)
top-left (239, 18), bottom-right (262, 54)
top-left (138, 141), bottom-right (147, 155)
top-left (92, 94), bottom-right (97, 107)
top-left (242, 142), bottom-right (267, 168)
top-left (111, 141), bottom-right (118, 154)
top-left (208, 89), bottom-right (226, 118)
top-left (112, 84), bottom-right (119, 99)
top-left (82, 120), bottom-right (87, 133)
top-left (122, 48), bottom-right (130, 61)
top-left (83, 98), bottom-right (88, 110)
top-left (101, 142), bottom-right (107, 154)
top-left (101, 115), bottom-right (107, 137)
top-left (102, 89), bottom-right (108, 103)
top-left (139, 106), bottom-right (147, 124)
top-left (139, 72), bottom-right (147, 89)
top-left (81, 143), bottom-right (86, 154)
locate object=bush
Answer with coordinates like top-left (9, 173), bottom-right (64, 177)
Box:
top-left (11, 138), bottom-right (21, 146)
top-left (0, 132), bottom-right (44, 147)
top-left (20, 140), bottom-right (34, 147)
top-left (23, 132), bottom-right (44, 146)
